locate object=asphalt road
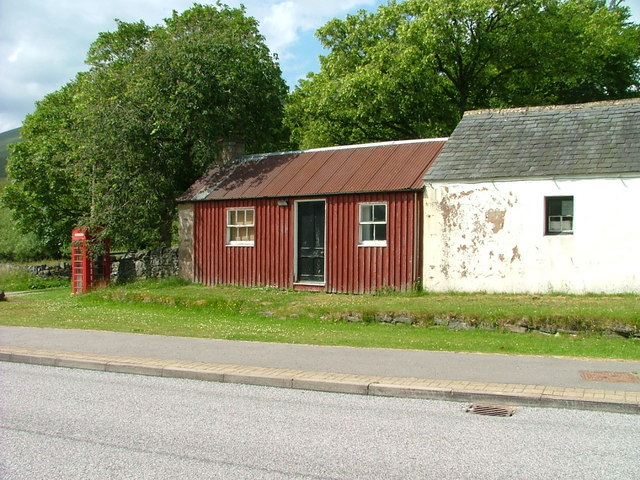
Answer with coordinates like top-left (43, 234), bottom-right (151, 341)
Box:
top-left (1, 363), bottom-right (638, 480)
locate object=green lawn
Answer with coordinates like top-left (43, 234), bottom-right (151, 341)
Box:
top-left (1, 279), bottom-right (638, 360)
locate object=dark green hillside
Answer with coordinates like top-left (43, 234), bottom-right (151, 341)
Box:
top-left (0, 127), bottom-right (22, 178)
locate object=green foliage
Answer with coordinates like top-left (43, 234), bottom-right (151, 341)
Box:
top-left (0, 180), bottom-right (50, 261)
top-left (2, 3), bottom-right (288, 255)
top-left (285, 0), bottom-right (640, 148)
top-left (81, 4), bottom-right (288, 248)
top-left (0, 208), bottom-right (47, 261)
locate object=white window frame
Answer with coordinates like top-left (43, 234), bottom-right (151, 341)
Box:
top-left (545, 196), bottom-right (573, 235)
top-left (358, 202), bottom-right (387, 247)
top-left (226, 208), bottom-right (255, 246)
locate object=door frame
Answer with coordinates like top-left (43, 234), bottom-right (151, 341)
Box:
top-left (293, 198), bottom-right (327, 285)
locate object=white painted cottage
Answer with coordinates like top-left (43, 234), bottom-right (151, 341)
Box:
top-left (423, 99), bottom-right (640, 294)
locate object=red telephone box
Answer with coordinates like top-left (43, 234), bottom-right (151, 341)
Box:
top-left (71, 228), bottom-right (111, 294)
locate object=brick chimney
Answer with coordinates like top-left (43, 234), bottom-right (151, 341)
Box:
top-left (218, 137), bottom-right (245, 163)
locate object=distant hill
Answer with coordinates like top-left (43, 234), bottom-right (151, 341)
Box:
top-left (0, 127), bottom-right (22, 178)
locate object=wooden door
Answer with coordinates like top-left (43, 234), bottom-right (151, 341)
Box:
top-left (297, 201), bottom-right (325, 283)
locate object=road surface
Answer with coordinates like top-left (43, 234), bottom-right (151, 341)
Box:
top-left (1, 362), bottom-right (638, 479)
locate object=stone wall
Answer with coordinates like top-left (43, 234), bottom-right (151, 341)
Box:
top-left (26, 262), bottom-right (72, 278)
top-left (21, 247), bottom-right (179, 284)
top-left (110, 247), bottom-right (179, 283)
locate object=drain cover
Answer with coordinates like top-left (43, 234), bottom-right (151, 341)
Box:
top-left (465, 404), bottom-right (515, 417)
top-left (580, 371), bottom-right (640, 384)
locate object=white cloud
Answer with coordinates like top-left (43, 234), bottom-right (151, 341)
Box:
top-left (262, 2), bottom-right (304, 54)
top-left (0, 0), bottom-right (195, 131)
top-left (7, 44), bottom-right (23, 63)
top-left (259, 0), bottom-right (379, 54)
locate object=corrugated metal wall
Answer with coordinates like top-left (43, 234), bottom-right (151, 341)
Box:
top-left (326, 192), bottom-right (421, 293)
top-left (193, 191), bottom-right (422, 293)
top-left (194, 198), bottom-right (293, 288)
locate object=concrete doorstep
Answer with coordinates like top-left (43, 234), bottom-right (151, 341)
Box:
top-left (1, 346), bottom-right (638, 415)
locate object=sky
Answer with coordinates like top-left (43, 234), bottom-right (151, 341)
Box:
top-left (0, 0), bottom-right (639, 133)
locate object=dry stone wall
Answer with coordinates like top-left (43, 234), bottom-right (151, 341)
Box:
top-left (21, 247), bottom-right (179, 284)
top-left (110, 247), bottom-right (179, 283)
top-left (26, 262), bottom-right (71, 278)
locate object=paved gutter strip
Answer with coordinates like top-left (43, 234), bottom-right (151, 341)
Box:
top-left (1, 346), bottom-right (638, 415)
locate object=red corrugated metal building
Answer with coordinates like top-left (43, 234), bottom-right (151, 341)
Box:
top-left (178, 138), bottom-right (446, 293)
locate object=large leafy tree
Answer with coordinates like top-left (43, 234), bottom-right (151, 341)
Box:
top-left (3, 3), bottom-right (287, 254)
top-left (3, 82), bottom-right (90, 256)
top-left (285, 0), bottom-right (640, 149)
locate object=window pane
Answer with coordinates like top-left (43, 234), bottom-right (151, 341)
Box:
top-left (228, 226), bottom-right (255, 243)
top-left (373, 204), bottom-right (386, 222)
top-left (547, 199), bottom-right (560, 216)
top-left (229, 227), bottom-right (239, 242)
top-left (228, 209), bottom-right (255, 229)
top-left (360, 204), bottom-right (373, 222)
top-left (361, 224), bottom-right (374, 242)
top-left (561, 200), bottom-right (573, 216)
top-left (548, 217), bottom-right (561, 232)
top-left (561, 218), bottom-right (573, 231)
top-left (374, 224), bottom-right (387, 241)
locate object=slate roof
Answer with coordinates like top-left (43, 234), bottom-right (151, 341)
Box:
top-left (424, 99), bottom-right (640, 181)
top-left (179, 138), bottom-right (446, 202)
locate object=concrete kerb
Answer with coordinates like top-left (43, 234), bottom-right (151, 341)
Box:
top-left (1, 346), bottom-right (638, 415)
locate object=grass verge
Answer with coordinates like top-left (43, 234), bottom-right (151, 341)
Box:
top-left (0, 279), bottom-right (638, 360)
top-left (0, 264), bottom-right (70, 291)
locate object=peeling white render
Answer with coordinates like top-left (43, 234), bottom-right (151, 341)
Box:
top-left (423, 176), bottom-right (640, 294)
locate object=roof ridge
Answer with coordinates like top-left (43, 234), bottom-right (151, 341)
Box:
top-left (465, 98), bottom-right (640, 117)
top-left (238, 137), bottom-right (448, 161)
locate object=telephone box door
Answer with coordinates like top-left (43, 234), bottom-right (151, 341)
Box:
top-left (71, 228), bottom-right (110, 294)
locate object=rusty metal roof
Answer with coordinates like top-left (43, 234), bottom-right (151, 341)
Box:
top-left (179, 138), bottom-right (446, 202)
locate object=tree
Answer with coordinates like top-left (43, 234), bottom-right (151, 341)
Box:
top-left (3, 3), bottom-right (288, 255)
top-left (2, 82), bottom-right (89, 257)
top-left (285, 0), bottom-right (640, 149)
top-left (82, 3), bottom-right (288, 249)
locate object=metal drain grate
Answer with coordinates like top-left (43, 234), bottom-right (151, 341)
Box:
top-left (465, 404), bottom-right (516, 417)
top-left (580, 371), bottom-right (640, 384)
